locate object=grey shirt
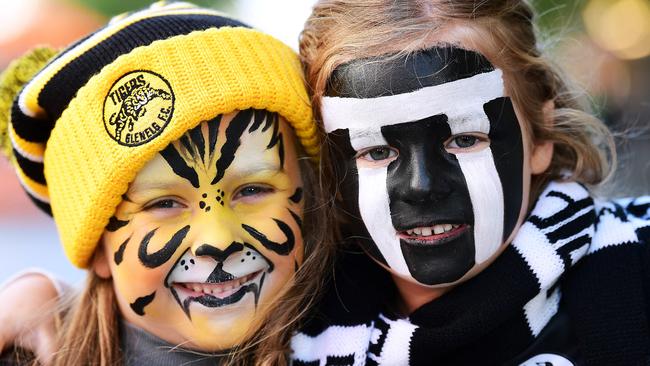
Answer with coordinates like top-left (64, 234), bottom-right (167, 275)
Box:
top-left (121, 321), bottom-right (225, 366)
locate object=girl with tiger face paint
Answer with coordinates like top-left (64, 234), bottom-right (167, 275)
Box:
top-left (0, 4), bottom-right (328, 365)
top-left (98, 110), bottom-right (305, 350)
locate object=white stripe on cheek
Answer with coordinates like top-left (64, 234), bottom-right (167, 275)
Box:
top-left (356, 165), bottom-right (410, 276)
top-left (455, 148), bottom-right (504, 263)
top-left (322, 70), bottom-right (504, 133)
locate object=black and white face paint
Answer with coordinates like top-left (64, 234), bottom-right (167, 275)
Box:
top-left (323, 47), bottom-right (524, 286)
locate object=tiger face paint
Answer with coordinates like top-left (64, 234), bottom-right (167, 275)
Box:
top-left (323, 47), bottom-right (527, 287)
top-left (99, 110), bottom-right (304, 350)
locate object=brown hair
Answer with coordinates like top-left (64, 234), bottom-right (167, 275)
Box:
top-left (42, 144), bottom-right (333, 365)
top-left (300, 0), bottom-right (615, 202)
top-left (51, 274), bottom-right (120, 366)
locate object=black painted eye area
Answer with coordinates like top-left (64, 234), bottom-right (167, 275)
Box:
top-left (357, 146), bottom-right (399, 164)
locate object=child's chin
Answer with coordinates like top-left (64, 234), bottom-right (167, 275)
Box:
top-left (184, 325), bottom-right (252, 352)
top-left (180, 308), bottom-right (260, 350)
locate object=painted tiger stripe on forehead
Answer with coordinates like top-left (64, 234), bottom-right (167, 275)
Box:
top-left (189, 123), bottom-right (206, 164)
top-left (179, 135), bottom-right (196, 160)
top-left (266, 116), bottom-right (285, 169)
top-left (212, 109), bottom-right (286, 185)
top-left (212, 109), bottom-right (254, 185)
top-left (156, 110), bottom-right (287, 190)
top-left (160, 143), bottom-right (200, 188)
top-left (207, 114), bottom-right (221, 162)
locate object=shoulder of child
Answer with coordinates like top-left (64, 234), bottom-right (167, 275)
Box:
top-left (0, 268), bottom-right (69, 365)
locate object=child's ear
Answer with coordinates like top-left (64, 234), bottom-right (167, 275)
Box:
top-left (92, 243), bottom-right (112, 279)
top-left (530, 100), bottom-right (555, 175)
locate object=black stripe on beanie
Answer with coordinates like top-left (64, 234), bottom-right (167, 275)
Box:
top-left (39, 13), bottom-right (250, 123)
top-left (10, 103), bottom-right (55, 143)
top-left (13, 149), bottom-right (46, 184)
top-left (325, 46), bottom-right (495, 98)
top-left (26, 192), bottom-right (52, 216)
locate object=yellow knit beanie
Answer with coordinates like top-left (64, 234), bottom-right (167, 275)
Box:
top-left (0, 2), bottom-right (317, 268)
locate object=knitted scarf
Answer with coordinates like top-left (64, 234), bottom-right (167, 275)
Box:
top-left (292, 181), bottom-right (650, 365)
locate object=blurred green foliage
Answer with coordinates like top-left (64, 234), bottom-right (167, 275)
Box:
top-left (531, 0), bottom-right (587, 34)
top-left (69, 0), bottom-right (235, 17)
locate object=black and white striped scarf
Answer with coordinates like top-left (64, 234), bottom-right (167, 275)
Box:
top-left (292, 181), bottom-right (650, 365)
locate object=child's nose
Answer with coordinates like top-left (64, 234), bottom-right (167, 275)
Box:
top-left (391, 150), bottom-right (452, 205)
top-left (189, 215), bottom-right (241, 256)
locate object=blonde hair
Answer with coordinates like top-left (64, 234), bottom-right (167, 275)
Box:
top-left (37, 147), bottom-right (333, 366)
top-left (300, 0), bottom-right (615, 201)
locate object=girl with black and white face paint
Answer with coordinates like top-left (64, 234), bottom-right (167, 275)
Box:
top-left (293, 1), bottom-right (650, 365)
top-left (322, 46), bottom-right (536, 299)
top-left (319, 44), bottom-right (560, 315)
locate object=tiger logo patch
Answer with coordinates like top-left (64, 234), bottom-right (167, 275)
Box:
top-left (103, 70), bottom-right (175, 146)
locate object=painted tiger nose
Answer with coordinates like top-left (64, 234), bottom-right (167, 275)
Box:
top-left (190, 216), bottom-right (239, 255)
top-left (194, 242), bottom-right (244, 262)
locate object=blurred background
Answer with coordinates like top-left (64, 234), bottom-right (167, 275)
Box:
top-left (0, 0), bottom-right (648, 285)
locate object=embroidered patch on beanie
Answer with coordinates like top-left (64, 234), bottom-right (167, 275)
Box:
top-left (103, 70), bottom-right (175, 146)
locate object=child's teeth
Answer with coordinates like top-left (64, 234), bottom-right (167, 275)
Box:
top-left (405, 224), bottom-right (462, 237)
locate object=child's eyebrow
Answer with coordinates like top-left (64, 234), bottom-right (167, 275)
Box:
top-left (127, 180), bottom-right (188, 196)
top-left (228, 161), bottom-right (282, 179)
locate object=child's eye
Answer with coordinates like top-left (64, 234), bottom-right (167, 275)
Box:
top-left (445, 134), bottom-right (489, 151)
top-left (357, 146), bottom-right (399, 162)
top-left (233, 185), bottom-right (275, 200)
top-left (448, 135), bottom-right (478, 148)
top-left (144, 199), bottom-right (185, 210)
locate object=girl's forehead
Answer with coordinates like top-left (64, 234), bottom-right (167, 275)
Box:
top-left (325, 46), bottom-right (495, 99)
top-left (321, 46), bottom-right (507, 136)
top-left (129, 111), bottom-right (296, 191)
